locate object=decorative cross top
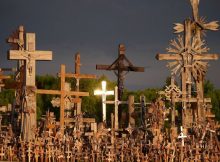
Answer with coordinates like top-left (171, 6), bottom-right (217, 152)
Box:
top-left (94, 81), bottom-right (114, 122)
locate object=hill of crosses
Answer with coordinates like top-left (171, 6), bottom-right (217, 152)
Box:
top-left (0, 0), bottom-right (219, 161)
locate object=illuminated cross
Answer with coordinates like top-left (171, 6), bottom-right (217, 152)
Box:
top-left (94, 81), bottom-right (114, 122)
top-left (178, 126), bottom-right (187, 147)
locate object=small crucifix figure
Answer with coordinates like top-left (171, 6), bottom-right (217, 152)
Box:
top-left (96, 44), bottom-right (144, 100)
top-left (94, 81), bottom-right (114, 122)
top-left (8, 33), bottom-right (52, 86)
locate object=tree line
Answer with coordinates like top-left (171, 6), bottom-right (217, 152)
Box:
top-left (0, 75), bottom-right (219, 123)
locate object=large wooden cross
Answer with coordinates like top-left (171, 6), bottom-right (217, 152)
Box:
top-left (58, 52), bottom-right (96, 115)
top-left (94, 81), bottom-right (114, 122)
top-left (36, 64), bottom-right (89, 135)
top-left (7, 30), bottom-right (53, 141)
top-left (96, 44), bottom-right (144, 100)
top-left (156, 19), bottom-right (218, 125)
top-left (8, 33), bottom-right (52, 86)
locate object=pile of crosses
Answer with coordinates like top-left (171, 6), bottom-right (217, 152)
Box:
top-left (0, 0), bottom-right (220, 161)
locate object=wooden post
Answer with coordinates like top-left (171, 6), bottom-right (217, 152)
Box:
top-left (128, 95), bottom-right (135, 127)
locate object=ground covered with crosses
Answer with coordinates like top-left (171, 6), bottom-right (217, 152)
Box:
top-left (0, 0), bottom-right (220, 161)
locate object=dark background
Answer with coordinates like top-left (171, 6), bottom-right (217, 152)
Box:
top-left (0, 0), bottom-right (219, 90)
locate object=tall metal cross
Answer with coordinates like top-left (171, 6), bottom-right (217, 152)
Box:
top-left (94, 81), bottom-right (114, 122)
top-left (37, 64), bottom-right (89, 135)
top-left (96, 44), bottom-right (144, 100)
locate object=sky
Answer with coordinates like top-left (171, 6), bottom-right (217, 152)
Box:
top-left (0, 0), bottom-right (220, 90)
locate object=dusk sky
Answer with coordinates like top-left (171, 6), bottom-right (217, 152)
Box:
top-left (0, 0), bottom-right (220, 90)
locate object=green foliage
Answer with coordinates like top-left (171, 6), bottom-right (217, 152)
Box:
top-left (204, 80), bottom-right (220, 121)
top-left (36, 75), bottom-right (59, 120)
top-left (1, 74), bottom-right (219, 124)
top-left (0, 89), bottom-right (14, 106)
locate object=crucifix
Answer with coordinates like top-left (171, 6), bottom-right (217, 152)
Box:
top-left (36, 64), bottom-right (89, 135)
top-left (8, 33), bottom-right (52, 86)
top-left (172, 0), bottom-right (219, 123)
top-left (8, 30), bottom-right (53, 141)
top-left (96, 44), bottom-right (144, 100)
top-left (156, 18), bottom-right (218, 126)
top-left (94, 81), bottom-right (114, 122)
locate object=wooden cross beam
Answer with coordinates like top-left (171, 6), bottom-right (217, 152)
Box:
top-left (94, 81), bottom-right (114, 122)
top-left (96, 44), bottom-right (144, 100)
top-left (8, 33), bottom-right (52, 86)
top-left (57, 53), bottom-right (96, 116)
top-left (36, 64), bottom-right (89, 135)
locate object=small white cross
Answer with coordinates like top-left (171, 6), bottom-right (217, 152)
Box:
top-left (94, 81), bottom-right (114, 122)
top-left (178, 126), bottom-right (187, 146)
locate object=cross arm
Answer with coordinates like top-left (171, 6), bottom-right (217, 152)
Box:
top-left (96, 65), bottom-right (144, 72)
top-left (0, 75), bottom-right (11, 79)
top-left (8, 50), bottom-right (52, 60)
top-left (156, 54), bottom-right (182, 61)
top-left (156, 53), bottom-right (218, 61)
top-left (36, 89), bottom-right (89, 96)
top-left (193, 54), bottom-right (219, 60)
top-left (174, 97), bottom-right (211, 103)
top-left (96, 65), bottom-right (117, 70)
top-left (58, 73), bottom-right (96, 79)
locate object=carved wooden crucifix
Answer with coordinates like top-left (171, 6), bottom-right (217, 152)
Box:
top-left (8, 33), bottom-right (52, 86)
top-left (7, 30), bottom-right (53, 141)
top-left (36, 64), bottom-right (89, 135)
top-left (156, 19), bottom-right (218, 126)
top-left (96, 44), bottom-right (144, 100)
